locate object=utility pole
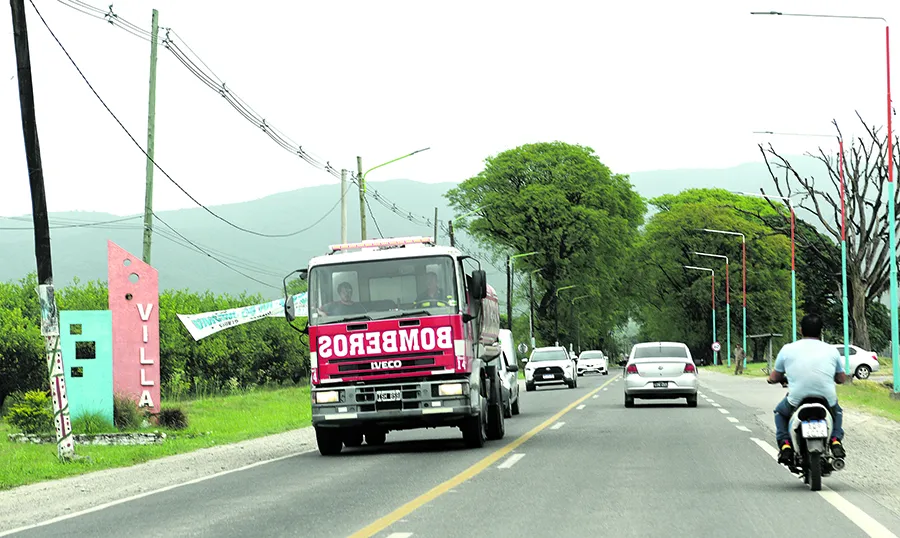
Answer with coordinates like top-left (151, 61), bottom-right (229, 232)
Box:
top-left (433, 208), bottom-right (438, 243)
top-left (10, 0), bottom-right (74, 460)
top-left (357, 156), bottom-right (366, 240)
top-left (528, 272), bottom-right (535, 349)
top-left (141, 8), bottom-right (159, 264)
top-left (448, 220), bottom-right (455, 246)
top-left (340, 169), bottom-right (348, 243)
top-left (506, 255), bottom-right (513, 330)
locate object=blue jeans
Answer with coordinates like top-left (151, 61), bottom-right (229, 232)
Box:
top-left (774, 396), bottom-right (844, 445)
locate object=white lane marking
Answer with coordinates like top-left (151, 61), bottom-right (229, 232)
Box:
top-left (498, 453), bottom-right (526, 470)
top-left (550, 422), bottom-right (565, 430)
top-left (0, 449), bottom-right (315, 537)
top-left (593, 395), bottom-right (599, 399)
top-left (718, 408), bottom-right (730, 414)
top-left (576, 404), bottom-right (586, 410)
top-left (749, 437), bottom-right (898, 538)
top-left (726, 417), bottom-right (739, 423)
top-left (707, 399), bottom-right (717, 404)
top-left (711, 403), bottom-right (721, 408)
top-left (735, 426), bottom-right (752, 432)
top-left (603, 388), bottom-right (608, 391)
top-left (387, 534), bottom-right (413, 538)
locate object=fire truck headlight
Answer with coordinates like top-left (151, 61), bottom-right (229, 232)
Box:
top-left (439, 383), bottom-right (463, 396)
top-left (315, 391), bottom-right (340, 404)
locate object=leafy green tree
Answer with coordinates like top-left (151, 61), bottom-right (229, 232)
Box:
top-left (446, 142), bottom-right (645, 348)
top-left (628, 189), bottom-right (793, 363)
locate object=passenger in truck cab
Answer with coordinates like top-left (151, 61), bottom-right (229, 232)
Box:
top-left (318, 282), bottom-right (366, 316)
top-left (417, 271), bottom-right (453, 307)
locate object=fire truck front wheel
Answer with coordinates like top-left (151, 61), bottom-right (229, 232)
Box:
top-left (462, 398), bottom-right (488, 448)
top-left (315, 426), bottom-right (343, 456)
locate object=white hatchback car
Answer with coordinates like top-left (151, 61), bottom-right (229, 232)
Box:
top-left (830, 344), bottom-right (881, 380)
top-left (624, 342), bottom-right (698, 407)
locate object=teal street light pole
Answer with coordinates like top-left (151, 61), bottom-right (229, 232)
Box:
top-left (754, 129), bottom-right (851, 374)
top-left (358, 147), bottom-right (431, 240)
top-left (736, 191), bottom-right (797, 341)
top-left (555, 285), bottom-right (577, 346)
top-left (507, 251), bottom-right (539, 330)
top-left (694, 252), bottom-right (731, 367)
top-left (750, 11), bottom-right (896, 394)
top-left (701, 229), bottom-right (748, 369)
top-left (572, 294), bottom-right (591, 354)
top-left (685, 266), bottom-right (717, 364)
top-left (529, 268), bottom-right (544, 349)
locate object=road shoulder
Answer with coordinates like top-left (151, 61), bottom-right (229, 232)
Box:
top-left (0, 427), bottom-right (315, 534)
top-left (700, 370), bottom-right (900, 521)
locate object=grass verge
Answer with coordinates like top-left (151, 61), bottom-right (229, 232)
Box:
top-left (838, 380), bottom-right (900, 422)
top-left (701, 363), bottom-right (770, 378)
top-left (0, 385), bottom-right (311, 491)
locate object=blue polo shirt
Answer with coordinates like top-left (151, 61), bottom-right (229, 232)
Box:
top-left (774, 338), bottom-right (843, 407)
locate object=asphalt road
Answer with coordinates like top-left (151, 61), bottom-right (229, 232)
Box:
top-left (9, 371), bottom-right (900, 538)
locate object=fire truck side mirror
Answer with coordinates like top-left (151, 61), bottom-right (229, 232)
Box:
top-left (471, 270), bottom-right (487, 300)
top-left (284, 295), bottom-right (297, 322)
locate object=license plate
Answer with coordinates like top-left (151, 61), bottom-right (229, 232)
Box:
top-left (801, 420), bottom-right (828, 438)
top-left (543, 374), bottom-right (555, 379)
top-left (376, 390), bottom-right (401, 402)
top-left (653, 381), bottom-right (668, 388)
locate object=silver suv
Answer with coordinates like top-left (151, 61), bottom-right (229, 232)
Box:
top-left (524, 346), bottom-right (577, 391)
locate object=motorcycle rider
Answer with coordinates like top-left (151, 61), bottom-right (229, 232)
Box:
top-left (766, 313), bottom-right (847, 466)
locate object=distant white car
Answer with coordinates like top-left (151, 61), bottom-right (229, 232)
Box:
top-left (577, 350), bottom-right (608, 376)
top-left (830, 344), bottom-right (880, 379)
top-left (624, 341), bottom-right (698, 407)
top-left (524, 346), bottom-right (577, 391)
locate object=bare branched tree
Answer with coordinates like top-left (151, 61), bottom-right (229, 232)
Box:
top-left (756, 112), bottom-right (900, 349)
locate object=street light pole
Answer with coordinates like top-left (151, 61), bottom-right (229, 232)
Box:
top-left (555, 285), bottom-right (577, 346)
top-left (750, 10), bottom-right (897, 394)
top-left (694, 252), bottom-right (731, 366)
top-left (685, 266), bottom-right (717, 364)
top-left (358, 147), bottom-right (431, 240)
top-left (736, 191), bottom-right (797, 341)
top-left (572, 294), bottom-right (591, 353)
top-left (701, 229), bottom-right (748, 368)
top-left (529, 268), bottom-right (543, 350)
top-left (508, 251), bottom-right (539, 331)
top-left (754, 130), bottom-right (851, 374)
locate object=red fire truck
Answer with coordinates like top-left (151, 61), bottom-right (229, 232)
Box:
top-left (283, 236), bottom-right (508, 455)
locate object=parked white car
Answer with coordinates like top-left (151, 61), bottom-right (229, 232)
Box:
top-left (830, 344), bottom-right (881, 379)
top-left (497, 329), bottom-right (521, 417)
top-left (577, 350), bottom-right (608, 376)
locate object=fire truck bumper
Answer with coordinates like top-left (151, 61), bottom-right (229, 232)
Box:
top-left (311, 379), bottom-right (476, 429)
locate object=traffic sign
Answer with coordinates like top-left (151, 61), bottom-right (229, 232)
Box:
top-left (712, 342), bottom-right (721, 352)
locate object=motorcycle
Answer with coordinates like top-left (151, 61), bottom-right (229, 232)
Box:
top-left (774, 380), bottom-right (845, 491)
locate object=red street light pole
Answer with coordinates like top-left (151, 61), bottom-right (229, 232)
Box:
top-left (754, 130), bottom-right (851, 374)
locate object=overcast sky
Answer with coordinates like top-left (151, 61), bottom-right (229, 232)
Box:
top-left (2, 0), bottom-right (899, 218)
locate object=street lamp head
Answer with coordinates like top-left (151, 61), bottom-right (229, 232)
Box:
top-left (750, 11), bottom-right (782, 15)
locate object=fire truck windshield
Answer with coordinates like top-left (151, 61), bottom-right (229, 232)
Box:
top-left (308, 255), bottom-right (459, 326)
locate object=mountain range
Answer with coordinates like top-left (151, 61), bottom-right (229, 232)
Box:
top-left (0, 155), bottom-right (832, 299)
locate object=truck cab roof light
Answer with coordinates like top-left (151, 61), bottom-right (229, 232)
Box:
top-left (329, 236), bottom-right (435, 252)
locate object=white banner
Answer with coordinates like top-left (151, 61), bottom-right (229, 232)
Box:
top-left (177, 292), bottom-right (308, 341)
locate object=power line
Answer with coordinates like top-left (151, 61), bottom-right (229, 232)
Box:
top-left (53, 0), bottom-right (442, 234)
top-left (152, 211), bottom-right (280, 290)
top-left (29, 0), bottom-right (341, 240)
top-left (0, 215), bottom-right (142, 229)
top-left (364, 196), bottom-right (384, 239)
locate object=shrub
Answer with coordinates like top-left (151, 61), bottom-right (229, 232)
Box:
top-left (113, 393), bottom-right (142, 430)
top-left (7, 391), bottom-right (54, 434)
top-left (157, 407), bottom-right (189, 430)
top-left (72, 411), bottom-right (114, 434)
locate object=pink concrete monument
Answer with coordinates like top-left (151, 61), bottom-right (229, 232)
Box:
top-left (108, 241), bottom-right (160, 412)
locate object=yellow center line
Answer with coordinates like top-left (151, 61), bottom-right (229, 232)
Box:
top-left (348, 374), bottom-right (621, 537)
